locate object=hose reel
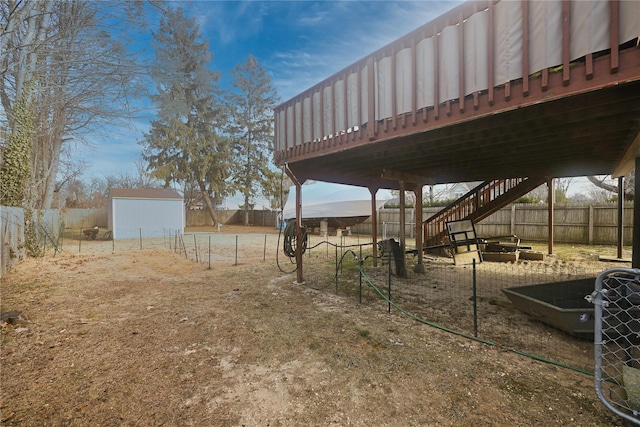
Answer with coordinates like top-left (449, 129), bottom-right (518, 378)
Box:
top-left (283, 219), bottom-right (308, 258)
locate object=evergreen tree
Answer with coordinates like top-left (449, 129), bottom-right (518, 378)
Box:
top-left (140, 7), bottom-right (229, 225)
top-left (227, 55), bottom-right (279, 225)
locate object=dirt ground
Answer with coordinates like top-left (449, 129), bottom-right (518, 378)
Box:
top-left (0, 226), bottom-right (628, 426)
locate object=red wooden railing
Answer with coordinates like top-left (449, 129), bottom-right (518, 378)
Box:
top-left (423, 177), bottom-right (547, 246)
top-left (274, 0), bottom-right (640, 165)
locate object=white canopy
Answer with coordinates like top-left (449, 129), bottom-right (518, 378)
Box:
top-left (282, 181), bottom-right (392, 220)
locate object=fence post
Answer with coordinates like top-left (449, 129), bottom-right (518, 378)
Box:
top-left (180, 234), bottom-right (187, 258)
top-left (588, 205), bottom-right (594, 245)
top-left (335, 244), bottom-right (338, 294)
top-left (359, 245), bottom-right (362, 304)
top-left (387, 248), bottom-right (392, 313)
top-left (510, 204), bottom-right (516, 236)
top-left (618, 177), bottom-right (624, 259)
top-left (472, 259), bottom-right (478, 337)
top-left (194, 234), bottom-right (199, 263)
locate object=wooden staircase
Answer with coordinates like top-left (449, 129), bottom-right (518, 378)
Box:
top-left (423, 177), bottom-right (548, 247)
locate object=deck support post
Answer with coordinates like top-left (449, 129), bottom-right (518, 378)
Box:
top-left (547, 178), bottom-right (554, 255)
top-left (398, 181), bottom-right (408, 278)
top-left (295, 182), bottom-right (304, 284)
top-left (370, 188), bottom-right (378, 268)
top-left (633, 157), bottom-right (640, 268)
top-left (617, 176), bottom-right (624, 259)
top-left (284, 165), bottom-right (305, 284)
top-left (414, 184), bottom-right (424, 273)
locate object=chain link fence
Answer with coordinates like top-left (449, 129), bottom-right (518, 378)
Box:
top-left (589, 268), bottom-right (640, 425)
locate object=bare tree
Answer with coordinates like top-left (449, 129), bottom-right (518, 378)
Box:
top-left (425, 184), bottom-right (459, 205)
top-left (555, 178), bottom-right (574, 198)
top-left (54, 146), bottom-right (89, 202)
top-left (55, 163), bottom-right (160, 209)
top-left (1, 1), bottom-right (54, 124)
top-left (587, 172), bottom-right (634, 201)
top-left (1, 1), bottom-right (146, 209)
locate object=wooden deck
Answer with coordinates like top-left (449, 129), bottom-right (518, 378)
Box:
top-left (274, 0), bottom-right (640, 192)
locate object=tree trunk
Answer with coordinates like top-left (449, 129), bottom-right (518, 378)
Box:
top-left (3, 1), bottom-right (53, 131)
top-left (40, 138), bottom-right (62, 209)
top-left (198, 180), bottom-right (219, 225)
top-left (243, 192), bottom-right (250, 226)
top-left (39, 104), bottom-right (65, 209)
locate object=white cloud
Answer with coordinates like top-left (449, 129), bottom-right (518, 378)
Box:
top-left (195, 1), bottom-right (268, 46)
top-left (268, 0), bottom-right (463, 101)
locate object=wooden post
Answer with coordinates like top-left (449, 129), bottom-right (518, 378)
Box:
top-left (588, 205), bottom-right (594, 245)
top-left (510, 204), bottom-right (516, 237)
top-left (414, 184), bottom-right (424, 273)
top-left (284, 166), bottom-right (305, 284)
top-left (399, 181), bottom-right (406, 252)
top-left (632, 158), bottom-right (640, 267)
top-left (370, 188), bottom-right (378, 268)
top-left (399, 181), bottom-right (407, 278)
top-left (631, 157), bottom-right (640, 268)
top-left (618, 176), bottom-right (624, 259)
top-left (547, 178), bottom-right (554, 255)
top-left (295, 181), bottom-right (304, 284)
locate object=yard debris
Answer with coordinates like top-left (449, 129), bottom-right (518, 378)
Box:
top-left (0, 310), bottom-right (23, 324)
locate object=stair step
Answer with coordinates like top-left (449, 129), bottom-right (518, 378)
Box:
top-left (423, 177), bottom-right (547, 247)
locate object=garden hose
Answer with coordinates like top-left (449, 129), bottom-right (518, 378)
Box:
top-left (282, 219), bottom-right (308, 258)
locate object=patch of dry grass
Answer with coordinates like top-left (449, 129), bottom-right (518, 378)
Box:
top-left (0, 232), bottom-right (630, 425)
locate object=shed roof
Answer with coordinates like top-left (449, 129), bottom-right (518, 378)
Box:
top-left (109, 188), bottom-right (182, 200)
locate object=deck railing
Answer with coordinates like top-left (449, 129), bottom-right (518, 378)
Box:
top-left (422, 177), bottom-right (548, 245)
top-left (423, 178), bottom-right (521, 245)
top-left (274, 0), bottom-right (640, 164)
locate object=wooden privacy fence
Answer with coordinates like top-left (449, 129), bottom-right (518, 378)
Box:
top-left (185, 209), bottom-right (279, 227)
top-left (351, 204), bottom-right (634, 245)
top-left (51, 205), bottom-right (636, 244)
top-left (2, 203), bottom-right (631, 278)
top-left (60, 208), bottom-right (107, 229)
top-left (52, 209), bottom-right (279, 229)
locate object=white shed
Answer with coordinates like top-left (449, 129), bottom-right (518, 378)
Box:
top-left (108, 188), bottom-right (184, 240)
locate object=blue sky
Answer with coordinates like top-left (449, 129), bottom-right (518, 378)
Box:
top-left (80, 0), bottom-right (598, 200)
top-left (79, 0), bottom-right (463, 182)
